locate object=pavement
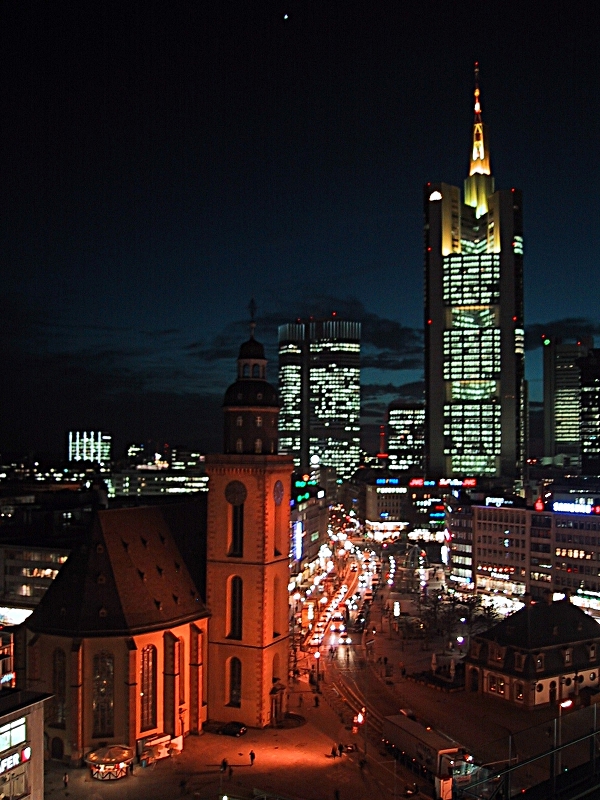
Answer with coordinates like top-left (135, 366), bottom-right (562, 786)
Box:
top-left (41, 582), bottom-right (560, 800)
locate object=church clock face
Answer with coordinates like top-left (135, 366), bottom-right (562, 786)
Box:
top-left (273, 480), bottom-right (284, 506)
top-left (225, 480), bottom-right (247, 506)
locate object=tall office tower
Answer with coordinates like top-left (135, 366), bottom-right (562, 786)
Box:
top-left (579, 350), bottom-right (600, 476)
top-left (543, 336), bottom-right (593, 468)
top-left (424, 67), bottom-right (525, 481)
top-left (205, 329), bottom-right (292, 726)
top-left (387, 400), bottom-right (425, 471)
top-left (278, 318), bottom-right (361, 480)
top-left (68, 430), bottom-right (112, 464)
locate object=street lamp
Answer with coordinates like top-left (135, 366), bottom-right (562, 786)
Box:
top-left (557, 699), bottom-right (573, 775)
top-left (314, 651), bottom-right (321, 691)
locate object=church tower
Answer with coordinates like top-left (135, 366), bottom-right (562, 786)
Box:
top-left (205, 324), bottom-right (293, 727)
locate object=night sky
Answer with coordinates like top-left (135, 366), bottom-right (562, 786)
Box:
top-left (2, 1), bottom-right (599, 460)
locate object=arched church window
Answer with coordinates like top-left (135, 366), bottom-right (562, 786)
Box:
top-left (228, 576), bottom-right (243, 639)
top-left (92, 651), bottom-right (114, 738)
top-left (225, 481), bottom-right (246, 557)
top-left (52, 648), bottom-right (66, 728)
top-left (254, 438), bottom-right (262, 454)
top-left (243, 364), bottom-right (249, 377)
top-left (228, 657), bottom-right (242, 707)
top-left (236, 438), bottom-right (243, 453)
top-left (236, 415), bottom-right (243, 427)
top-left (252, 364), bottom-right (259, 377)
top-left (140, 645), bottom-right (157, 731)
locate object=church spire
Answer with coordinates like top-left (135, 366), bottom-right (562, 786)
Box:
top-left (464, 62), bottom-right (495, 217)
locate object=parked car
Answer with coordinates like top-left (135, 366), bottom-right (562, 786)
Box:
top-left (220, 721), bottom-right (247, 737)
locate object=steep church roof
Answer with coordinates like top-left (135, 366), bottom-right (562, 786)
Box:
top-left (26, 505), bottom-right (208, 637)
top-left (478, 598), bottom-right (600, 651)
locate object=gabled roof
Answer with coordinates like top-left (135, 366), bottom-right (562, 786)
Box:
top-left (477, 599), bottom-right (600, 651)
top-left (26, 505), bottom-right (208, 637)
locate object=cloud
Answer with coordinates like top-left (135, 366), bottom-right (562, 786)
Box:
top-left (525, 319), bottom-right (600, 350)
top-left (361, 353), bottom-right (423, 371)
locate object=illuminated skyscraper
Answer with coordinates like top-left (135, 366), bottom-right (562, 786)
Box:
top-left (543, 336), bottom-right (592, 469)
top-left (278, 319), bottom-right (361, 480)
top-left (387, 400), bottom-right (425, 472)
top-left (424, 66), bottom-right (525, 481)
top-left (579, 349), bottom-right (600, 476)
top-left (68, 430), bottom-right (112, 464)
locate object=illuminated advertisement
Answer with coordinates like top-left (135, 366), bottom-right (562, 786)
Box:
top-left (293, 521), bottom-right (303, 561)
top-left (552, 502), bottom-right (600, 515)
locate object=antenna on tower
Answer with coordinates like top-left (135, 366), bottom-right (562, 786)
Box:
top-left (248, 297), bottom-right (257, 338)
top-left (473, 61), bottom-right (481, 119)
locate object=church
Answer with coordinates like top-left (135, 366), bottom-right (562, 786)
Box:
top-left (15, 330), bottom-right (293, 764)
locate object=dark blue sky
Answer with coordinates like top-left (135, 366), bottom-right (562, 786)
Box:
top-left (2, 0), bottom-right (599, 459)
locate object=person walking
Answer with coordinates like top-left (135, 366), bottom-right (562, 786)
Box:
top-left (331, 745), bottom-right (337, 759)
top-left (334, 790), bottom-right (340, 800)
top-left (249, 750), bottom-right (256, 766)
top-left (63, 773), bottom-right (69, 789)
top-left (220, 758), bottom-right (228, 773)
top-left (337, 742), bottom-right (343, 757)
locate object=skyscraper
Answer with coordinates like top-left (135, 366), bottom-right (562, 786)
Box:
top-left (278, 318), bottom-right (361, 480)
top-left (68, 430), bottom-right (112, 464)
top-left (387, 400), bottom-right (425, 472)
top-left (579, 349), bottom-right (600, 476)
top-left (543, 336), bottom-right (593, 469)
top-left (424, 67), bottom-right (525, 481)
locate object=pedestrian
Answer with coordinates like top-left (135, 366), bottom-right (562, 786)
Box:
top-left (220, 758), bottom-right (228, 773)
top-left (63, 773), bottom-right (69, 789)
top-left (314, 694), bottom-right (320, 708)
top-left (346, 650), bottom-right (350, 664)
top-left (334, 790), bottom-right (340, 800)
top-left (249, 750), bottom-right (256, 766)
top-left (179, 778), bottom-right (187, 795)
top-left (129, 761), bottom-right (134, 775)
top-left (228, 765), bottom-right (233, 780)
top-left (337, 742), bottom-right (343, 757)
top-left (299, 693), bottom-right (303, 708)
top-left (331, 745), bottom-right (337, 758)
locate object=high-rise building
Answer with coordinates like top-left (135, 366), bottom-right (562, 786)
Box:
top-left (579, 349), bottom-right (600, 476)
top-left (387, 401), bottom-right (425, 472)
top-left (543, 336), bottom-right (593, 469)
top-left (278, 318), bottom-right (361, 480)
top-left (424, 67), bottom-right (525, 481)
top-left (67, 431), bottom-right (111, 464)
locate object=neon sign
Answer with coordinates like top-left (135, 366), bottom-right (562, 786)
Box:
top-left (552, 502), bottom-right (600, 515)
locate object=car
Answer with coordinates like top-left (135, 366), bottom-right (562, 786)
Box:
top-left (220, 721), bottom-right (247, 737)
top-left (399, 708), bottom-right (417, 721)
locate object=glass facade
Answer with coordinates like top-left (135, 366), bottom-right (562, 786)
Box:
top-left (278, 320), bottom-right (361, 479)
top-left (387, 404), bottom-right (425, 471)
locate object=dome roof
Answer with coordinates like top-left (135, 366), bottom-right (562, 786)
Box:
top-left (238, 337), bottom-right (265, 360)
top-left (224, 378), bottom-right (279, 408)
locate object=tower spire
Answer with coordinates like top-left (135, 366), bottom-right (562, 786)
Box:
top-left (248, 297), bottom-right (257, 339)
top-left (469, 62), bottom-right (490, 176)
top-left (464, 62), bottom-right (494, 217)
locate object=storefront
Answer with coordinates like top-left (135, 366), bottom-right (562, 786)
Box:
top-left (0, 690), bottom-right (48, 800)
